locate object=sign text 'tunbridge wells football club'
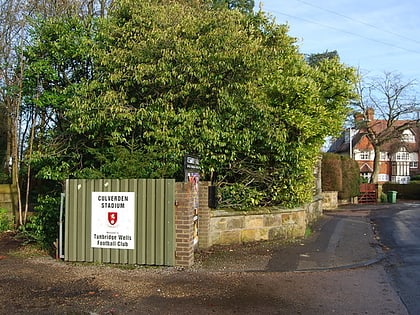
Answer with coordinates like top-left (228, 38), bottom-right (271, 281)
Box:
top-left (91, 192), bottom-right (135, 249)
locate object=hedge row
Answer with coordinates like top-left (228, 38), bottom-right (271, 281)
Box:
top-left (382, 183), bottom-right (420, 200)
top-left (321, 153), bottom-right (360, 199)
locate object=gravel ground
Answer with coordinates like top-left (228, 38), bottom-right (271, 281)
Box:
top-left (0, 231), bottom-right (408, 315)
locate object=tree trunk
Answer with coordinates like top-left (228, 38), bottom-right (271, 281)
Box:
top-left (370, 145), bottom-right (381, 184)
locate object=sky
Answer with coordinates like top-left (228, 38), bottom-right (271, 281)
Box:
top-left (256, 0), bottom-right (420, 83)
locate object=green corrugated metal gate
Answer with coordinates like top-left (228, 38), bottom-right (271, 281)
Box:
top-left (65, 179), bottom-right (176, 266)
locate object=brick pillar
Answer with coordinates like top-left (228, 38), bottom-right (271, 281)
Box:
top-left (175, 182), bottom-right (195, 267)
top-left (198, 181), bottom-right (212, 249)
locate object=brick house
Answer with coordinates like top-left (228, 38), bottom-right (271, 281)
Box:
top-left (328, 109), bottom-right (420, 184)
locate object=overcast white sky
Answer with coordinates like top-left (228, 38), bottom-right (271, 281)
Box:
top-left (257, 0), bottom-right (420, 84)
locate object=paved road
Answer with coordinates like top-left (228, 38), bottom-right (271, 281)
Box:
top-left (370, 202), bottom-right (420, 315)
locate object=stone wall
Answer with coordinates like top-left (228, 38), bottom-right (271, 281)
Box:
top-left (306, 195), bottom-right (323, 224)
top-left (197, 182), bottom-right (323, 248)
top-left (321, 191), bottom-right (338, 210)
top-left (175, 181), bottom-right (323, 267)
top-left (207, 208), bottom-right (307, 245)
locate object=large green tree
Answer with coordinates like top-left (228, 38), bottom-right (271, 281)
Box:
top-left (211, 0), bottom-right (254, 13)
top-left (25, 0), bottom-right (357, 208)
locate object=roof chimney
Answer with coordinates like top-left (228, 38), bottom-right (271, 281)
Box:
top-left (366, 108), bottom-right (374, 121)
top-left (354, 112), bottom-right (364, 122)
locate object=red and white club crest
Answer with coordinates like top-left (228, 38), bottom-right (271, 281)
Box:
top-left (108, 212), bottom-right (118, 226)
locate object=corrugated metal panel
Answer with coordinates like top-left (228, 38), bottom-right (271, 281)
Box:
top-left (65, 179), bottom-right (175, 266)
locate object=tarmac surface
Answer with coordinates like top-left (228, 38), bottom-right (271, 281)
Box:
top-left (191, 203), bottom-right (410, 314)
top-left (268, 209), bottom-right (383, 272)
top-left (195, 205), bottom-right (384, 273)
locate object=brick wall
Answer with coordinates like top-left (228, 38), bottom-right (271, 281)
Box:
top-left (197, 181), bottom-right (211, 249)
top-left (174, 182), bottom-right (195, 267)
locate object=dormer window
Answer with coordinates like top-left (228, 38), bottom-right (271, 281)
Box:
top-left (395, 147), bottom-right (410, 161)
top-left (402, 130), bottom-right (415, 143)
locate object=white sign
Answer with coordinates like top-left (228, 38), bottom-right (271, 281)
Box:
top-left (91, 192), bottom-right (135, 249)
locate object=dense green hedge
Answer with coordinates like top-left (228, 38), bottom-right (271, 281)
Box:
top-left (321, 153), bottom-right (359, 199)
top-left (339, 155), bottom-right (360, 199)
top-left (383, 183), bottom-right (420, 200)
top-left (321, 153), bottom-right (342, 192)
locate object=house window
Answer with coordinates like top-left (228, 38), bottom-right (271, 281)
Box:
top-left (378, 174), bottom-right (389, 182)
top-left (361, 172), bottom-right (371, 181)
top-left (410, 152), bottom-right (419, 168)
top-left (402, 130), bottom-right (415, 143)
top-left (380, 152), bottom-right (389, 161)
top-left (360, 151), bottom-right (370, 160)
top-left (396, 151), bottom-right (410, 161)
top-left (410, 161), bottom-right (418, 168)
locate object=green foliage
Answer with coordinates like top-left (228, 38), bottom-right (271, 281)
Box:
top-left (380, 192), bottom-right (388, 203)
top-left (321, 153), bottom-right (342, 192)
top-left (339, 155), bottom-right (360, 199)
top-left (23, 0), bottom-right (357, 209)
top-left (321, 153), bottom-right (359, 199)
top-left (0, 208), bottom-right (13, 232)
top-left (0, 172), bottom-right (10, 184)
top-left (211, 0), bottom-right (255, 13)
top-left (383, 183), bottom-right (420, 200)
top-left (19, 195), bottom-right (60, 249)
top-left (306, 50), bottom-right (339, 67)
top-left (411, 175), bottom-right (420, 181)
top-left (304, 226), bottom-right (312, 238)
top-left (219, 183), bottom-right (265, 209)
top-left (360, 176), bottom-right (369, 184)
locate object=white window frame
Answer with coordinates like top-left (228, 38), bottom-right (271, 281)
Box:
top-left (380, 152), bottom-right (390, 161)
top-left (396, 150), bottom-right (410, 161)
top-left (402, 130), bottom-right (415, 143)
top-left (410, 152), bottom-right (419, 168)
top-left (361, 172), bottom-right (371, 181)
top-left (410, 161), bottom-right (418, 168)
top-left (359, 151), bottom-right (370, 160)
top-left (378, 174), bottom-right (389, 182)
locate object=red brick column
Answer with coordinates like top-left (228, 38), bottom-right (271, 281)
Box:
top-left (175, 182), bottom-right (195, 267)
top-left (198, 181), bottom-right (212, 249)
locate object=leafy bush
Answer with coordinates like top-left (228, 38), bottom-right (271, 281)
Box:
top-left (380, 192), bottom-right (388, 203)
top-left (0, 172), bottom-right (10, 184)
top-left (321, 153), bottom-right (359, 199)
top-left (383, 183), bottom-right (420, 200)
top-left (219, 183), bottom-right (265, 209)
top-left (0, 208), bottom-right (13, 232)
top-left (19, 195), bottom-right (60, 250)
top-left (339, 156), bottom-right (360, 199)
top-left (411, 175), bottom-right (420, 181)
top-left (360, 176), bottom-right (369, 184)
top-left (321, 153), bottom-right (342, 191)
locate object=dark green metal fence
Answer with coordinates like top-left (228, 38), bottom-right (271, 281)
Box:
top-left (65, 179), bottom-right (175, 265)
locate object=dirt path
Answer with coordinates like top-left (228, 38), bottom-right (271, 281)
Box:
top-left (0, 232), bottom-right (408, 314)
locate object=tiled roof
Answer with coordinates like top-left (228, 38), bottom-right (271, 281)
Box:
top-left (329, 119), bottom-right (420, 154)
